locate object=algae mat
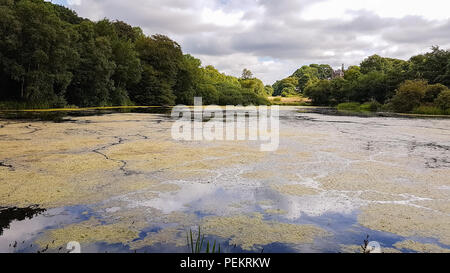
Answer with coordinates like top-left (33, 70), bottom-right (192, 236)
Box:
top-left (0, 108), bottom-right (449, 253)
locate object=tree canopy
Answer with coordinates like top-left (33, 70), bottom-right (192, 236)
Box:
top-left (0, 0), bottom-right (268, 108)
top-left (286, 47), bottom-right (450, 113)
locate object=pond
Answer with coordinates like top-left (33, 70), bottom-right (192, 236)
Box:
top-left (0, 107), bottom-right (449, 253)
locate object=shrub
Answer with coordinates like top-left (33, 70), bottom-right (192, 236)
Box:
top-left (390, 80), bottom-right (427, 113)
top-left (304, 80), bottom-right (332, 105)
top-left (412, 106), bottom-right (445, 115)
top-left (337, 102), bottom-right (361, 111)
top-left (424, 84), bottom-right (448, 103)
top-left (360, 100), bottom-right (381, 112)
top-left (0, 100), bottom-right (53, 110)
top-left (435, 90), bottom-right (450, 110)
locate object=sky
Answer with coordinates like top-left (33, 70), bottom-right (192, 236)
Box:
top-left (49, 0), bottom-right (450, 84)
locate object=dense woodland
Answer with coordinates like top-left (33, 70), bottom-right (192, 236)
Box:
top-left (1, 0), bottom-right (450, 114)
top-left (0, 0), bottom-right (269, 109)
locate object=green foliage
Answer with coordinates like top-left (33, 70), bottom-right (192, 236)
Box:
top-left (349, 71), bottom-right (389, 103)
top-left (272, 77), bottom-right (299, 96)
top-left (337, 101), bottom-right (380, 112)
top-left (435, 90), bottom-right (450, 110)
top-left (280, 87), bottom-right (298, 97)
top-left (304, 80), bottom-right (332, 105)
top-left (187, 227), bottom-right (221, 254)
top-left (239, 78), bottom-right (265, 96)
top-left (412, 106), bottom-right (449, 115)
top-left (216, 82), bottom-right (268, 106)
top-left (0, 0), bottom-right (78, 105)
top-left (390, 80), bottom-right (427, 113)
top-left (0, 0), bottom-right (269, 109)
top-left (264, 85), bottom-right (274, 96)
top-left (337, 102), bottom-right (361, 111)
top-left (424, 84), bottom-right (448, 103)
top-left (291, 64), bottom-right (332, 93)
top-left (173, 54), bottom-right (201, 105)
top-left (360, 101), bottom-right (381, 112)
top-left (344, 66), bottom-right (362, 81)
top-left (195, 83), bottom-right (220, 105)
top-left (298, 49), bottom-right (448, 111)
top-left (409, 46), bottom-right (450, 86)
top-left (241, 68), bottom-right (253, 80)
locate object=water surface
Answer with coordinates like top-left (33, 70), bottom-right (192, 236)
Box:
top-left (0, 107), bottom-right (449, 253)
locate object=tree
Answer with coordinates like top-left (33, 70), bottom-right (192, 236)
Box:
top-left (239, 78), bottom-right (265, 95)
top-left (174, 54), bottom-right (202, 105)
top-left (264, 85), bottom-right (274, 96)
top-left (435, 90), bottom-right (450, 110)
top-left (344, 66), bottom-right (362, 82)
top-left (129, 34), bottom-right (183, 105)
top-left (390, 80), bottom-right (427, 113)
top-left (272, 77), bottom-right (299, 96)
top-left (0, 0), bottom-right (78, 106)
top-left (409, 46), bottom-right (450, 87)
top-left (311, 64), bottom-right (333, 80)
top-left (360, 55), bottom-right (391, 74)
top-left (113, 21), bottom-right (142, 42)
top-left (424, 84), bottom-right (448, 103)
top-left (304, 80), bottom-right (332, 105)
top-left (292, 65), bottom-right (319, 92)
top-left (349, 71), bottom-right (388, 103)
top-left (66, 21), bottom-right (115, 107)
top-left (329, 77), bottom-right (348, 104)
top-left (0, 0), bottom-right (271, 108)
top-left (241, 68), bottom-right (253, 80)
top-left (195, 83), bottom-right (220, 105)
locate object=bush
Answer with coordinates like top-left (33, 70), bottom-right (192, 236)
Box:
top-left (360, 100), bottom-right (381, 112)
top-left (435, 90), bottom-right (450, 110)
top-left (304, 80), bottom-right (332, 105)
top-left (424, 84), bottom-right (448, 103)
top-left (337, 102), bottom-right (361, 111)
top-left (280, 87), bottom-right (298, 97)
top-left (412, 106), bottom-right (445, 115)
top-left (0, 100), bottom-right (54, 110)
top-left (390, 80), bottom-right (427, 113)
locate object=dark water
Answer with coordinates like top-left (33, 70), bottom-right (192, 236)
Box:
top-left (0, 206), bottom-right (46, 236)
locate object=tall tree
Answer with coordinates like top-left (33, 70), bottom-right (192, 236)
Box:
top-left (241, 68), bottom-right (253, 80)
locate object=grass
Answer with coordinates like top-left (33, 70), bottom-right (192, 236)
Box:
top-left (0, 101), bottom-right (53, 110)
top-left (412, 106), bottom-right (450, 115)
top-left (268, 96), bottom-right (311, 106)
top-left (337, 101), bottom-right (381, 112)
top-left (187, 227), bottom-right (221, 254)
top-left (0, 105), bottom-right (166, 112)
top-left (337, 102), bottom-right (361, 111)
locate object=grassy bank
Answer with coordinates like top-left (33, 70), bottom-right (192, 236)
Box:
top-left (337, 102), bottom-right (450, 116)
top-left (337, 101), bottom-right (381, 112)
top-left (268, 96), bottom-right (311, 106)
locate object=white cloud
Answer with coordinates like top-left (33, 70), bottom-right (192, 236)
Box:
top-left (201, 8), bottom-right (244, 27)
top-left (302, 0), bottom-right (450, 20)
top-left (67, 0), bottom-right (82, 6)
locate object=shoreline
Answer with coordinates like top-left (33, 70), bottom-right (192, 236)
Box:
top-left (0, 105), bottom-right (449, 119)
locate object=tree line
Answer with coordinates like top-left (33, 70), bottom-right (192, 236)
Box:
top-left (0, 0), bottom-right (269, 109)
top-left (273, 47), bottom-right (450, 114)
top-left (2, 0), bottom-right (449, 114)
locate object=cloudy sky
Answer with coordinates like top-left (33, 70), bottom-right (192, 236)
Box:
top-left (51, 0), bottom-right (450, 84)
